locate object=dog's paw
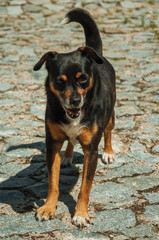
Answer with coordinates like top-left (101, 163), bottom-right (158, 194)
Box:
top-left (102, 152), bottom-right (115, 164)
top-left (61, 156), bottom-right (73, 167)
top-left (35, 205), bottom-right (55, 221)
top-left (72, 215), bottom-right (90, 228)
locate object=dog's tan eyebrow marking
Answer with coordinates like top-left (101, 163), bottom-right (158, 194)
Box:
top-left (76, 72), bottom-right (82, 79)
top-left (61, 75), bottom-right (67, 81)
top-left (78, 47), bottom-right (85, 52)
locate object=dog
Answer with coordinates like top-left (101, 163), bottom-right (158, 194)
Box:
top-left (33, 8), bottom-right (116, 228)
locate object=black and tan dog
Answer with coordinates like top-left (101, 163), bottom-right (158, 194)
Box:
top-left (33, 8), bottom-right (116, 228)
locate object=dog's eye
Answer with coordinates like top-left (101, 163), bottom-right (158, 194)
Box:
top-left (56, 77), bottom-right (65, 85)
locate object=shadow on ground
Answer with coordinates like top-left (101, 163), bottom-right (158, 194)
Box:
top-left (0, 141), bottom-right (84, 218)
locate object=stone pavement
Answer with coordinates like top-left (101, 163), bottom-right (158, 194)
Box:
top-left (0, 0), bottom-right (159, 239)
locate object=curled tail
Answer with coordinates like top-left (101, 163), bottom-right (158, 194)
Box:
top-left (62, 8), bottom-right (103, 56)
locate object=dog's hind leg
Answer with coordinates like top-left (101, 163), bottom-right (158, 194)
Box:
top-left (61, 140), bottom-right (74, 166)
top-left (102, 111), bottom-right (115, 164)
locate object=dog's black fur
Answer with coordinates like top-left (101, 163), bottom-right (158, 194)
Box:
top-left (33, 8), bottom-right (116, 228)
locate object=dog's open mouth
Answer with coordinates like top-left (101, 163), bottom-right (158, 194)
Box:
top-left (65, 107), bottom-right (81, 119)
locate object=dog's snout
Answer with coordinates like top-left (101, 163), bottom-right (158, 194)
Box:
top-left (70, 93), bottom-right (81, 107)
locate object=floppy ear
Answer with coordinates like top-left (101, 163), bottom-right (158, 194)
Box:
top-left (78, 47), bottom-right (103, 64)
top-left (33, 51), bottom-right (57, 71)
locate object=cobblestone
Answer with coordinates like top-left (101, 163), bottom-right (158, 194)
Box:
top-left (0, 0), bottom-right (159, 239)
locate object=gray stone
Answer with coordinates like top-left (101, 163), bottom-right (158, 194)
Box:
top-left (44, 3), bottom-right (65, 11)
top-left (128, 151), bottom-right (159, 164)
top-left (119, 175), bottom-right (159, 191)
top-left (0, 212), bottom-right (67, 237)
top-left (2, 237), bottom-right (24, 240)
top-left (140, 63), bottom-right (159, 75)
top-left (152, 94), bottom-right (159, 102)
top-left (143, 193), bottom-right (159, 204)
top-left (0, 99), bottom-right (24, 107)
top-left (115, 117), bottom-right (135, 130)
top-left (90, 182), bottom-right (137, 206)
top-left (127, 50), bottom-right (155, 59)
top-left (147, 114), bottom-right (159, 126)
top-left (91, 209), bottom-right (136, 232)
top-left (137, 238), bottom-right (158, 240)
top-left (30, 104), bottom-right (45, 121)
top-left (151, 144), bottom-right (159, 154)
top-left (0, 110), bottom-right (19, 117)
top-left (13, 120), bottom-right (43, 129)
top-left (59, 229), bottom-right (108, 239)
top-left (19, 78), bottom-right (39, 85)
top-left (0, 155), bottom-right (14, 165)
top-left (130, 142), bottom-right (146, 152)
top-left (117, 91), bottom-right (139, 101)
top-left (106, 162), bottom-right (154, 180)
top-left (145, 75), bottom-right (159, 84)
top-left (145, 205), bottom-right (159, 223)
top-left (28, 0), bottom-right (51, 4)
top-left (0, 7), bottom-right (7, 16)
top-left (5, 148), bottom-right (34, 158)
top-left (1, 162), bottom-right (27, 176)
top-left (4, 136), bottom-right (29, 149)
top-left (98, 154), bottom-right (134, 170)
top-left (4, 54), bottom-right (19, 62)
top-left (7, 6), bottom-right (23, 17)
top-left (17, 47), bottom-right (36, 57)
top-left (0, 125), bottom-right (22, 137)
top-left (115, 104), bottom-right (142, 117)
top-left (121, 1), bottom-right (141, 8)
top-left (0, 177), bottom-right (35, 189)
top-left (23, 4), bottom-right (43, 12)
top-left (0, 83), bottom-right (15, 92)
top-left (10, 0), bottom-right (26, 4)
top-left (56, 200), bottom-right (70, 215)
top-left (122, 223), bottom-right (157, 238)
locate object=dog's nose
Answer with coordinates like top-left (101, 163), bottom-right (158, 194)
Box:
top-left (70, 94), bottom-right (81, 107)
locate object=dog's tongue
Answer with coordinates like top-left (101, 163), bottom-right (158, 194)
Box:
top-left (67, 108), bottom-right (80, 115)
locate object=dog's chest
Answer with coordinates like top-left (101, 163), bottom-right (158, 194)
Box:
top-left (61, 120), bottom-right (84, 145)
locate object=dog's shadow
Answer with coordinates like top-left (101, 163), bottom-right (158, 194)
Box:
top-left (0, 141), bottom-right (83, 218)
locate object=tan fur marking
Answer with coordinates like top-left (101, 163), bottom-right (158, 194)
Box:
top-left (85, 77), bottom-right (93, 92)
top-left (61, 74), bottom-right (67, 81)
top-left (78, 123), bottom-right (98, 146)
top-left (76, 72), bottom-right (82, 79)
top-left (47, 143), bottom-right (61, 202)
top-left (50, 82), bottom-right (60, 98)
top-left (36, 141), bottom-right (63, 220)
top-left (62, 141), bottom-right (74, 159)
top-left (104, 114), bottom-right (115, 154)
top-left (64, 89), bottom-right (71, 98)
top-left (47, 119), bottom-right (66, 141)
top-left (74, 143), bottom-right (97, 219)
top-left (79, 47), bottom-right (85, 52)
top-left (77, 87), bottom-right (84, 96)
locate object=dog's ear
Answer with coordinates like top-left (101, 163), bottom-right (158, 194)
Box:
top-left (33, 51), bottom-right (57, 71)
top-left (78, 47), bottom-right (103, 64)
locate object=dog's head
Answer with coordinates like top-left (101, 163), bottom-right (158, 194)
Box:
top-left (34, 47), bottom-right (103, 120)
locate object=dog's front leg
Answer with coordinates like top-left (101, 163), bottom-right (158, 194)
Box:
top-left (72, 127), bottom-right (101, 228)
top-left (36, 122), bottom-right (64, 221)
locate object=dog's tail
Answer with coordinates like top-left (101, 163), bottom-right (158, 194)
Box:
top-left (62, 8), bottom-right (103, 56)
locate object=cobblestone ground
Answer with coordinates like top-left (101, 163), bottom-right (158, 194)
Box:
top-left (0, 0), bottom-right (159, 239)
